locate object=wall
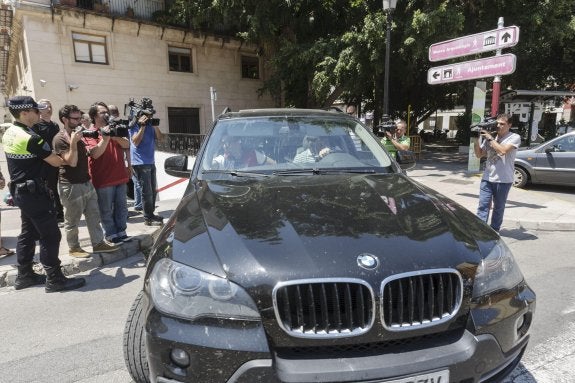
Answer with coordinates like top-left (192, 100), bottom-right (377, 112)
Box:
top-left (6, 7), bottom-right (274, 133)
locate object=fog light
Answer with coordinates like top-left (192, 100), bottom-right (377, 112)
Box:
top-left (170, 348), bottom-right (190, 368)
top-left (516, 312), bottom-right (531, 339)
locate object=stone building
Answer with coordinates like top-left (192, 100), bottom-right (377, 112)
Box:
top-left (0, 1), bottom-right (274, 136)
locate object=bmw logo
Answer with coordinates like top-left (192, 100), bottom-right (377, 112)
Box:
top-left (357, 254), bottom-right (379, 270)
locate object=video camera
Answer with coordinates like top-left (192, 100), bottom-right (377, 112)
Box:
top-left (470, 117), bottom-right (497, 137)
top-left (79, 114), bottom-right (130, 139)
top-left (79, 117), bottom-right (130, 138)
top-left (126, 97), bottom-right (160, 126)
top-left (377, 115), bottom-right (396, 135)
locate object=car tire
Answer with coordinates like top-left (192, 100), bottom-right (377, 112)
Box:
top-left (514, 167), bottom-right (528, 188)
top-left (123, 291), bottom-right (150, 383)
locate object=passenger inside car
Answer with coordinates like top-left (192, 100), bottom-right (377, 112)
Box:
top-left (211, 135), bottom-right (276, 169)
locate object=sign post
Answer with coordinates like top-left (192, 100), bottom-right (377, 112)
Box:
top-left (427, 54), bottom-right (516, 85)
top-left (429, 26), bottom-right (519, 62)
top-left (469, 81), bottom-right (486, 173)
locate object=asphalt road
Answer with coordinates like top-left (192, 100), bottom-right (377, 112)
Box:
top-left (0, 229), bottom-right (573, 383)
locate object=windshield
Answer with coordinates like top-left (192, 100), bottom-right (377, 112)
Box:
top-left (200, 115), bottom-right (393, 176)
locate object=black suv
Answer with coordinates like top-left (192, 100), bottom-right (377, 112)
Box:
top-left (124, 109), bottom-right (535, 383)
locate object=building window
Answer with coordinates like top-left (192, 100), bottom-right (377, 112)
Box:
top-left (169, 47), bottom-right (192, 73)
top-left (168, 107), bottom-right (200, 134)
top-left (241, 55), bottom-right (259, 79)
top-left (72, 33), bottom-right (108, 64)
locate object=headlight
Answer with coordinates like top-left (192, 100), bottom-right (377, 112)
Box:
top-left (472, 240), bottom-right (524, 298)
top-left (149, 258), bottom-right (261, 321)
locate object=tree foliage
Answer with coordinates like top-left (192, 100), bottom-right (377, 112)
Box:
top-left (162, 0), bottom-right (575, 124)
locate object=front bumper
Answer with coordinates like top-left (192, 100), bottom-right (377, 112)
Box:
top-left (146, 284), bottom-right (535, 383)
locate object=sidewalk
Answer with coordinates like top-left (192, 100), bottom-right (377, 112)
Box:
top-left (1, 146), bottom-right (574, 288)
top-left (0, 199), bottom-right (180, 288)
top-left (409, 148), bottom-right (575, 232)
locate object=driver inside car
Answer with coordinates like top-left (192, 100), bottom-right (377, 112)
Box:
top-left (293, 136), bottom-right (338, 163)
top-left (212, 135), bottom-right (275, 169)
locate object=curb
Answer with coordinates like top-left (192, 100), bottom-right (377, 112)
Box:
top-left (0, 229), bottom-right (160, 289)
top-left (502, 219), bottom-right (575, 232)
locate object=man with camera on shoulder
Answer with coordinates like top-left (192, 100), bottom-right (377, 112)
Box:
top-left (129, 107), bottom-right (164, 226)
top-left (83, 102), bottom-right (131, 243)
top-left (473, 113), bottom-right (520, 232)
top-left (381, 119), bottom-right (410, 159)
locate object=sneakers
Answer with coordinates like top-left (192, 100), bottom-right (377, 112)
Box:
top-left (92, 241), bottom-right (120, 253)
top-left (69, 247), bottom-right (91, 258)
top-left (118, 235), bottom-right (133, 243)
top-left (111, 235), bottom-right (132, 244)
top-left (144, 215), bottom-right (164, 227)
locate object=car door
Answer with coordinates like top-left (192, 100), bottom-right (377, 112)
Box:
top-left (533, 134), bottom-right (575, 186)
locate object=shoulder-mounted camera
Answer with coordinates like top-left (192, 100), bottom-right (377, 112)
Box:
top-left (470, 117), bottom-right (497, 137)
top-left (126, 97), bottom-right (160, 125)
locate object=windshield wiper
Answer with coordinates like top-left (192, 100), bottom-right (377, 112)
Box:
top-left (273, 168), bottom-right (376, 176)
top-left (202, 170), bottom-right (270, 178)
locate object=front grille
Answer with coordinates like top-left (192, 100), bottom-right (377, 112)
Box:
top-left (273, 279), bottom-right (375, 338)
top-left (381, 269), bottom-right (462, 330)
top-left (275, 328), bottom-right (465, 359)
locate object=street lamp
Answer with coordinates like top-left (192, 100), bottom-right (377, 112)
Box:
top-left (382, 0), bottom-right (397, 117)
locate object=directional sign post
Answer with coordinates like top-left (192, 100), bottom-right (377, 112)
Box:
top-left (427, 54), bottom-right (516, 85)
top-left (429, 26), bottom-right (519, 62)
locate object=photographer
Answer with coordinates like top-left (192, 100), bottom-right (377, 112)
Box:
top-left (381, 120), bottom-right (410, 158)
top-left (129, 107), bottom-right (164, 226)
top-left (83, 102), bottom-right (131, 243)
top-left (53, 105), bottom-right (119, 257)
top-left (473, 113), bottom-right (521, 232)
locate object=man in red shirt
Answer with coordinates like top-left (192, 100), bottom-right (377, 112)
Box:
top-left (83, 102), bottom-right (131, 243)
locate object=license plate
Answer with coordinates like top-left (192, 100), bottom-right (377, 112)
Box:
top-left (375, 369), bottom-right (450, 383)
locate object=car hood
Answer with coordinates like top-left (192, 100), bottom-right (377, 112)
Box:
top-left (169, 173), bottom-right (495, 286)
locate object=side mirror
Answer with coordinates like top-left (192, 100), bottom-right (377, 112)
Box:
top-left (545, 145), bottom-right (559, 153)
top-left (164, 155), bottom-right (190, 178)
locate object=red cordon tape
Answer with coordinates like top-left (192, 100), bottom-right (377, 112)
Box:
top-left (157, 177), bottom-right (187, 193)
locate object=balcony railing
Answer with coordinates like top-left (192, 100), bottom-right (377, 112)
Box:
top-left (55, 0), bottom-right (164, 22)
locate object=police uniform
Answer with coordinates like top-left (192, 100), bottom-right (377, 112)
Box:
top-left (3, 96), bottom-right (85, 292)
top-left (2, 119), bottom-right (62, 269)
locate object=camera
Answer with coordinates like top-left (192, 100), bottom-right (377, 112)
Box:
top-left (106, 116), bottom-right (130, 138)
top-left (126, 97), bottom-right (160, 126)
top-left (80, 129), bottom-right (99, 139)
top-left (470, 117), bottom-right (497, 137)
top-left (77, 117), bottom-right (130, 139)
top-left (377, 115), bottom-right (396, 135)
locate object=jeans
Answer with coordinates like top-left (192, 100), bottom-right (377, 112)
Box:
top-left (132, 164), bottom-right (157, 220)
top-left (132, 174), bottom-right (142, 210)
top-left (96, 183), bottom-right (128, 241)
top-left (476, 180), bottom-right (512, 232)
top-left (59, 181), bottom-right (104, 248)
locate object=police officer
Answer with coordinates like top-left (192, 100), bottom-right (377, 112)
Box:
top-left (2, 96), bottom-right (85, 292)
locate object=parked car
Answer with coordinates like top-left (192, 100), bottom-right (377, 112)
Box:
top-left (124, 108), bottom-right (535, 383)
top-left (556, 124), bottom-right (575, 136)
top-left (514, 131), bottom-right (575, 188)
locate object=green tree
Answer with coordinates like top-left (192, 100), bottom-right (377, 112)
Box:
top-left (161, 0), bottom-right (575, 125)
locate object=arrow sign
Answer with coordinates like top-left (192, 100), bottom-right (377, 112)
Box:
top-left (427, 54), bottom-right (516, 85)
top-left (429, 26), bottom-right (519, 62)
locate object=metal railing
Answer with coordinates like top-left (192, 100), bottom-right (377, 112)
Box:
top-left (156, 133), bottom-right (205, 156)
top-left (56, 0), bottom-right (164, 22)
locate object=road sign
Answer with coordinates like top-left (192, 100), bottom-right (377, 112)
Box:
top-left (429, 26), bottom-right (519, 62)
top-left (427, 54), bottom-right (516, 85)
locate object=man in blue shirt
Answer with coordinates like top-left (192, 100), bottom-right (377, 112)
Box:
top-left (129, 113), bottom-right (164, 226)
